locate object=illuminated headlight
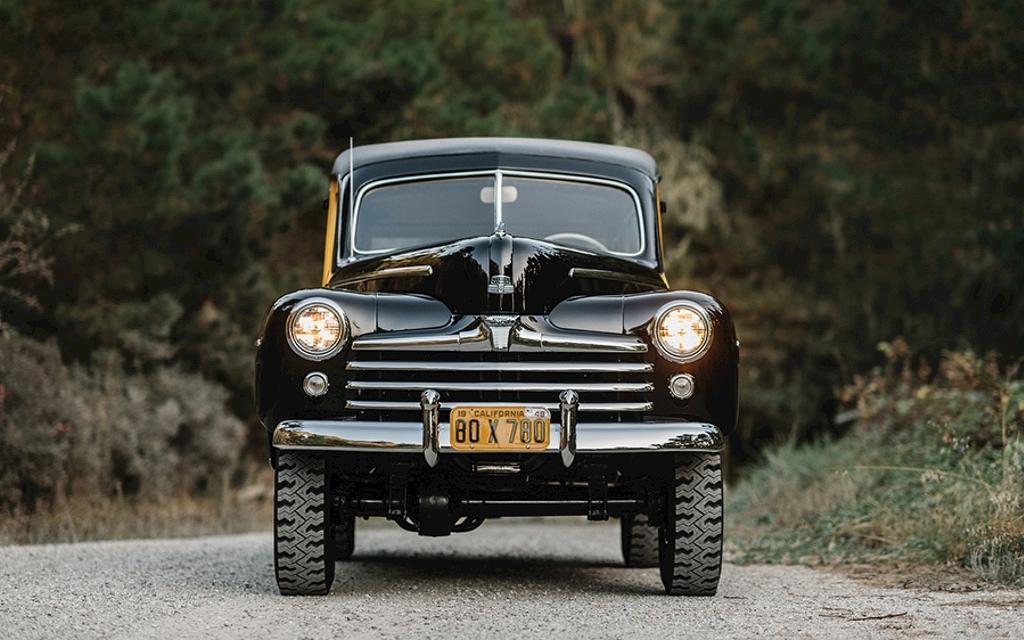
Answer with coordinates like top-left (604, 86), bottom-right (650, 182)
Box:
top-left (653, 302), bottom-right (712, 363)
top-left (286, 298), bottom-right (348, 361)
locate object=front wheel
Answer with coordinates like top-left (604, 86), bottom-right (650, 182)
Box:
top-left (274, 452), bottom-right (335, 596)
top-left (659, 453), bottom-right (724, 596)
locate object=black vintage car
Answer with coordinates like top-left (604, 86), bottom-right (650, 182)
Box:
top-left (255, 138), bottom-right (738, 596)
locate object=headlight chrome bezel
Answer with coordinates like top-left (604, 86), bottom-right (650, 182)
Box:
top-left (652, 301), bottom-right (713, 364)
top-left (286, 297), bottom-right (349, 361)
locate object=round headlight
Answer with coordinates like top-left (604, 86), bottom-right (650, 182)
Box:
top-left (653, 302), bottom-right (712, 363)
top-left (286, 298), bottom-right (348, 361)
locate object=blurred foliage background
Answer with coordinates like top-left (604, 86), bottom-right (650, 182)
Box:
top-left (0, 0), bottom-right (1021, 537)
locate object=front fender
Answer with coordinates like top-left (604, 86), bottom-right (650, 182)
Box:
top-left (550, 291), bottom-right (739, 435)
top-left (254, 289), bottom-right (451, 428)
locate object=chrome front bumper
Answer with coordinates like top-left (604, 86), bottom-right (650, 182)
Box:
top-left (273, 389), bottom-right (723, 467)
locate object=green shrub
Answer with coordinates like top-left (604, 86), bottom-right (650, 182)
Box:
top-left (0, 330), bottom-right (247, 513)
top-left (0, 332), bottom-right (75, 511)
top-left (729, 341), bottom-right (1024, 586)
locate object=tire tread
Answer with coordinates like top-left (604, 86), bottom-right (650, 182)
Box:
top-left (621, 513), bottom-right (660, 567)
top-left (274, 453), bottom-right (334, 596)
top-left (659, 453), bottom-right (724, 596)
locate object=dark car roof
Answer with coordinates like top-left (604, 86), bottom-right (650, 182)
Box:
top-left (331, 137), bottom-right (658, 179)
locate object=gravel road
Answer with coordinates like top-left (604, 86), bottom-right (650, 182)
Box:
top-left (1, 520), bottom-right (1021, 639)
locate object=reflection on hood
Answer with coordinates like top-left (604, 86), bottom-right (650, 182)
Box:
top-left (329, 234), bottom-right (666, 315)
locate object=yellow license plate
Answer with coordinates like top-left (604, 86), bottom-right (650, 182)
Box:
top-left (449, 406), bottom-right (551, 451)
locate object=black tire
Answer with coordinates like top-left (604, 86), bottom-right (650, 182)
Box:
top-left (333, 506), bottom-right (355, 561)
top-left (621, 512), bottom-right (660, 567)
top-left (659, 453), bottom-right (724, 596)
top-left (274, 452), bottom-right (334, 596)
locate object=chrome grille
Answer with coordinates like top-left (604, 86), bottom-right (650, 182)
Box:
top-left (345, 351), bottom-right (654, 423)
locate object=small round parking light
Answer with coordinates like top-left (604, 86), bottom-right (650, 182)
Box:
top-left (302, 372), bottom-right (330, 398)
top-left (669, 373), bottom-right (695, 400)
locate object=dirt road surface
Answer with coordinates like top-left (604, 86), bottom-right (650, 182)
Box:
top-left (1, 520), bottom-right (1021, 639)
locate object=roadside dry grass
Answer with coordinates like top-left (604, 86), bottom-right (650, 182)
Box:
top-left (0, 476), bottom-right (271, 545)
top-left (728, 344), bottom-right (1024, 588)
top-left (826, 561), bottom-right (1000, 592)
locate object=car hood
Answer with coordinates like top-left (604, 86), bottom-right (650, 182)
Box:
top-left (328, 234), bottom-right (667, 315)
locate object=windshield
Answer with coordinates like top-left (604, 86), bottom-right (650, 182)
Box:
top-left (352, 172), bottom-right (642, 256)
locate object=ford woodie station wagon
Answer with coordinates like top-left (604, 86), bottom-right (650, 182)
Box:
top-left (255, 138), bottom-right (739, 596)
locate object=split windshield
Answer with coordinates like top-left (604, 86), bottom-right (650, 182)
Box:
top-left (352, 173), bottom-right (642, 256)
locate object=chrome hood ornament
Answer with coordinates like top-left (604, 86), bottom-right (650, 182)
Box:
top-left (487, 275), bottom-right (512, 295)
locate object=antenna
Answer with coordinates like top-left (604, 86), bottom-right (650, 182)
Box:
top-left (349, 136), bottom-right (354, 222)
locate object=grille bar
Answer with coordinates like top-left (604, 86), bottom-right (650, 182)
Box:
top-left (345, 400), bottom-right (653, 412)
top-left (346, 380), bottom-right (653, 393)
top-left (346, 348), bottom-right (653, 423)
top-left (346, 361), bottom-right (654, 373)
